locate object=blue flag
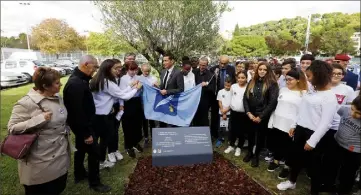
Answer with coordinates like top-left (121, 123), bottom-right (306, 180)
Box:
top-left (142, 83), bottom-right (202, 127)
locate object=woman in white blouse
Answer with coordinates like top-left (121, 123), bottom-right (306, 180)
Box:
top-left (267, 69), bottom-right (308, 179)
top-left (277, 60), bottom-right (339, 195)
top-left (90, 59), bottom-right (142, 169)
top-left (119, 61), bottom-right (145, 158)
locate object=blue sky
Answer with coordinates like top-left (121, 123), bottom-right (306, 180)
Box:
top-left (1, 1), bottom-right (360, 39)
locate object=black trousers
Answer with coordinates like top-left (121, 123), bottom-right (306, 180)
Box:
top-left (93, 114), bottom-right (114, 161)
top-left (108, 116), bottom-right (120, 153)
top-left (319, 130), bottom-right (339, 190)
top-left (122, 97), bottom-right (143, 149)
top-left (267, 127), bottom-right (293, 163)
top-left (246, 116), bottom-right (269, 157)
top-left (210, 96), bottom-right (220, 139)
top-left (24, 173), bottom-right (68, 195)
top-left (288, 125), bottom-right (332, 193)
top-left (108, 104), bottom-right (121, 153)
top-left (218, 114), bottom-right (230, 140)
top-left (193, 97), bottom-right (210, 127)
top-left (229, 111), bottom-right (247, 148)
top-left (74, 133), bottom-right (100, 186)
top-left (334, 144), bottom-right (361, 194)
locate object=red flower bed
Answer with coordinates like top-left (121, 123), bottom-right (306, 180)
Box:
top-left (125, 153), bottom-right (271, 195)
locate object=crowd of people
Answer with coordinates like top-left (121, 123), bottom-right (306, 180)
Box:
top-left (6, 51), bottom-right (361, 195)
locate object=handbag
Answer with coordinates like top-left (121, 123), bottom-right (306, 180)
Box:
top-left (0, 99), bottom-right (45, 160)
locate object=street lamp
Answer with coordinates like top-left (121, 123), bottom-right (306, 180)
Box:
top-left (19, 2), bottom-right (31, 52)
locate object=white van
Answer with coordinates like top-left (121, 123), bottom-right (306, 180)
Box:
top-left (8, 51), bottom-right (43, 61)
top-left (0, 60), bottom-right (41, 81)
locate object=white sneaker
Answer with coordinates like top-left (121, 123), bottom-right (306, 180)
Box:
top-left (108, 153), bottom-right (116, 163)
top-left (279, 160), bottom-right (285, 165)
top-left (224, 146), bottom-right (235, 154)
top-left (100, 160), bottom-right (115, 170)
top-left (114, 150), bottom-right (124, 161)
top-left (277, 180), bottom-right (296, 191)
top-left (235, 148), bottom-right (241, 156)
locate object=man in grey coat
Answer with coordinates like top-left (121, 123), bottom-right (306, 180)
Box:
top-left (159, 52), bottom-right (184, 127)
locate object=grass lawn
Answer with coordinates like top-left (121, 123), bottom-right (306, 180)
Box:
top-left (0, 77), bottom-right (310, 195)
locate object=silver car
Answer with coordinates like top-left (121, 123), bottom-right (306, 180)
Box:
top-left (1, 71), bottom-right (28, 88)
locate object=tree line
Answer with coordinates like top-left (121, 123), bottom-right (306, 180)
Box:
top-left (223, 12), bottom-right (360, 57)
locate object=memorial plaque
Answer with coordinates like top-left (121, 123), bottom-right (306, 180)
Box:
top-left (152, 127), bottom-right (213, 167)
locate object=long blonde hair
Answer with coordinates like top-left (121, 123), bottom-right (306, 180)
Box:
top-left (246, 62), bottom-right (277, 98)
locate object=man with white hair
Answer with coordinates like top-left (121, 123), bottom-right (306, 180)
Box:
top-left (63, 55), bottom-right (111, 193)
top-left (139, 63), bottom-right (158, 146)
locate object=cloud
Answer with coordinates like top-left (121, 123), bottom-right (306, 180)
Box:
top-left (1, 1), bottom-right (103, 37)
top-left (1, 1), bottom-right (360, 38)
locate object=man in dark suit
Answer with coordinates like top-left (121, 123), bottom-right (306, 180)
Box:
top-left (193, 57), bottom-right (216, 127)
top-left (159, 52), bottom-right (184, 127)
top-left (209, 55), bottom-right (236, 139)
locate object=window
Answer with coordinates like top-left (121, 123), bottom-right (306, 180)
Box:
top-left (4, 61), bottom-right (17, 69)
top-left (19, 61), bottom-right (28, 67)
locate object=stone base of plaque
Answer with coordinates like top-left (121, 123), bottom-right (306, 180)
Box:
top-left (152, 127), bottom-right (213, 167)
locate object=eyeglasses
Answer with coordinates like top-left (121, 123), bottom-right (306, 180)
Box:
top-left (332, 73), bottom-right (343, 77)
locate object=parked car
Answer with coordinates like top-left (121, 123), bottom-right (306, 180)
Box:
top-left (53, 64), bottom-right (73, 74)
top-left (0, 60), bottom-right (41, 82)
top-left (43, 63), bottom-right (67, 76)
top-left (54, 59), bottom-right (77, 68)
top-left (1, 71), bottom-right (28, 88)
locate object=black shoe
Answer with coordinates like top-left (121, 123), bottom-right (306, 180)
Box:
top-left (134, 144), bottom-right (144, 153)
top-left (278, 167), bottom-right (290, 179)
top-left (243, 153), bottom-right (253, 163)
top-left (251, 156), bottom-right (259, 167)
top-left (74, 171), bottom-right (89, 184)
top-left (267, 162), bottom-right (280, 172)
top-left (90, 183), bottom-right (111, 193)
top-left (126, 148), bottom-right (136, 158)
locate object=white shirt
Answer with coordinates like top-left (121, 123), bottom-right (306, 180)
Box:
top-left (139, 74), bottom-right (157, 86)
top-left (268, 88), bottom-right (305, 133)
top-left (183, 71), bottom-right (196, 91)
top-left (217, 89), bottom-right (231, 115)
top-left (352, 90), bottom-right (360, 100)
top-left (331, 83), bottom-right (355, 105)
top-left (92, 79), bottom-right (138, 115)
top-left (247, 70), bottom-right (253, 82)
top-left (278, 75), bottom-right (287, 88)
top-left (230, 84), bottom-right (246, 112)
top-left (120, 74), bottom-right (142, 97)
top-left (295, 90), bottom-right (339, 148)
top-left (163, 66), bottom-right (174, 88)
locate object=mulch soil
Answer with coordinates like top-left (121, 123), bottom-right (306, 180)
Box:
top-left (124, 152), bottom-right (271, 195)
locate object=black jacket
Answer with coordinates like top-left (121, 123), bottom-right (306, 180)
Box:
top-left (209, 65), bottom-right (236, 92)
top-left (243, 79), bottom-right (279, 120)
top-left (63, 67), bottom-right (95, 139)
top-left (194, 68), bottom-right (216, 107)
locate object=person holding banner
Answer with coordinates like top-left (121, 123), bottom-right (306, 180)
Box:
top-left (90, 59), bottom-right (141, 164)
top-left (119, 61), bottom-right (145, 158)
top-left (139, 63), bottom-right (158, 146)
top-left (193, 57), bottom-right (216, 127)
top-left (159, 52), bottom-right (184, 127)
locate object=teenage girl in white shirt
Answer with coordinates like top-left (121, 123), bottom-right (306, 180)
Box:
top-left (277, 60), bottom-right (339, 195)
top-left (267, 69), bottom-right (308, 179)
